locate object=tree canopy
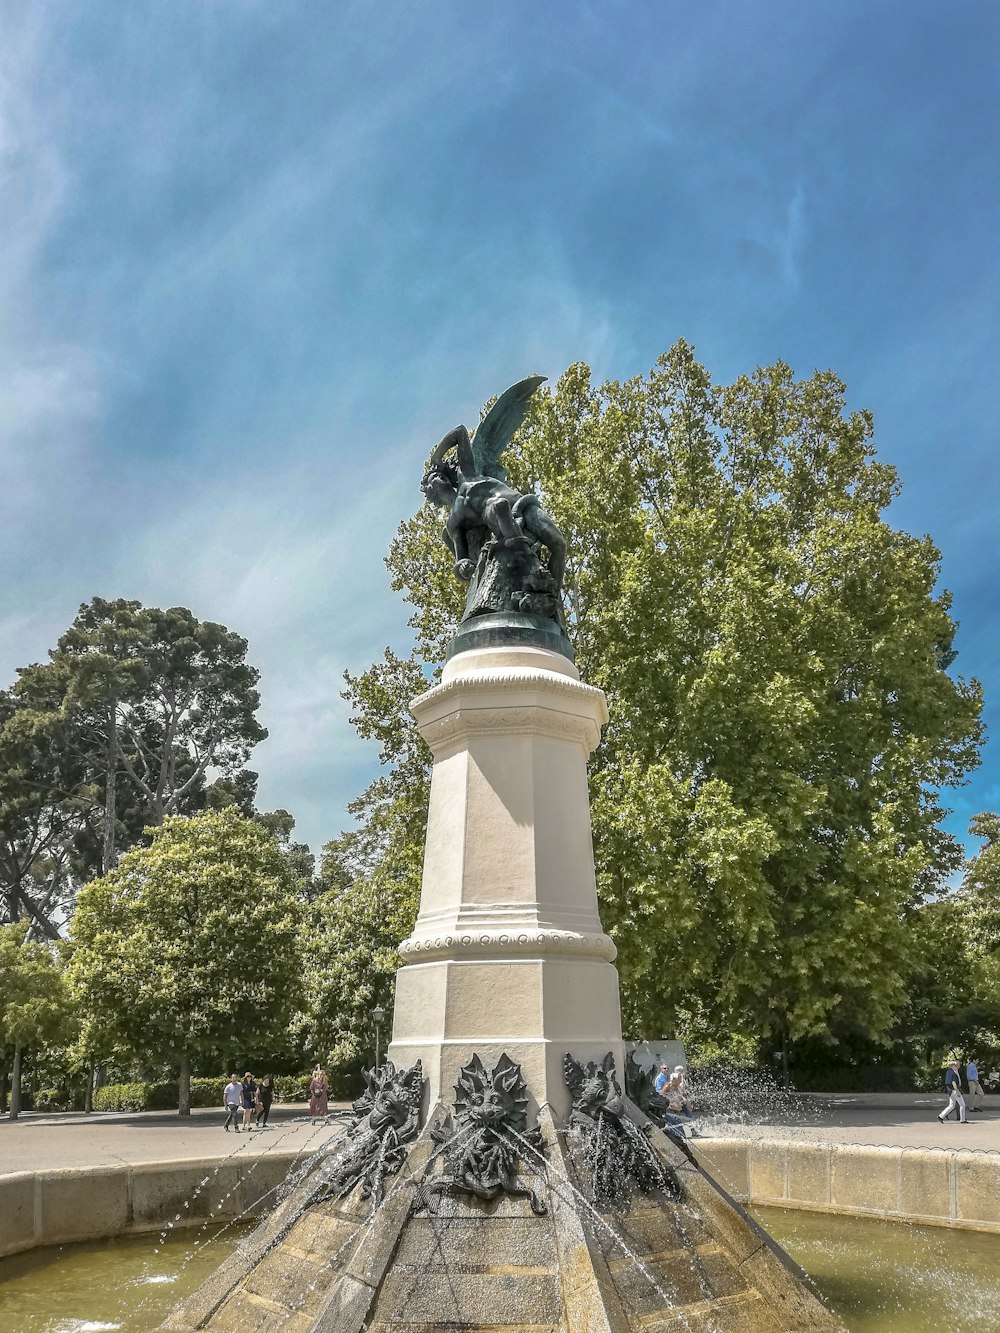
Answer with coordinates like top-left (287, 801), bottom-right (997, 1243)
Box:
top-left (332, 343), bottom-right (983, 1058)
top-left (0, 921), bottom-right (74, 1117)
top-left (68, 808), bottom-right (304, 1112)
top-left (0, 598), bottom-right (268, 938)
top-left (959, 813), bottom-right (1000, 998)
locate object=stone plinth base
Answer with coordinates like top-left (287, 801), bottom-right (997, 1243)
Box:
top-left (390, 956), bottom-right (624, 1121)
top-left (388, 640), bottom-right (623, 1123)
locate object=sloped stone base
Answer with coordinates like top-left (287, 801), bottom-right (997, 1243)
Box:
top-left (164, 1104), bottom-right (842, 1331)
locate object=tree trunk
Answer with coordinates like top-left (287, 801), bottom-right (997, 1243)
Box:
top-left (84, 1063), bottom-right (94, 1115)
top-left (10, 1044), bottom-right (22, 1120)
top-left (0, 1057), bottom-right (8, 1114)
top-left (103, 706), bottom-right (118, 875)
top-left (178, 1053), bottom-right (192, 1116)
top-left (780, 1032), bottom-right (790, 1088)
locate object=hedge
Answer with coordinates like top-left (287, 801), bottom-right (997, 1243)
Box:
top-left (91, 1073), bottom-right (332, 1112)
top-left (92, 1077), bottom-right (230, 1112)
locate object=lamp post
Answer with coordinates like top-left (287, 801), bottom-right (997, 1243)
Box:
top-left (373, 1004), bottom-right (386, 1069)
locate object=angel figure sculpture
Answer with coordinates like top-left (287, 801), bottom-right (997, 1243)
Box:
top-left (421, 375), bottom-right (567, 624)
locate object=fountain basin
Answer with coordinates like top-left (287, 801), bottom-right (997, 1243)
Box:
top-left (0, 1221), bottom-right (251, 1332)
top-left (754, 1205), bottom-right (1000, 1332)
top-left (0, 1152), bottom-right (311, 1260)
top-left (694, 1137), bottom-right (1000, 1233)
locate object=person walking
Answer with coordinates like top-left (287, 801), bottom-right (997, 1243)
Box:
top-left (308, 1065), bottom-right (329, 1120)
top-left (938, 1060), bottom-right (968, 1123)
top-left (240, 1071), bottom-right (257, 1131)
top-left (223, 1074), bottom-right (242, 1132)
top-left (255, 1074), bottom-right (276, 1128)
top-left (966, 1056), bottom-right (985, 1112)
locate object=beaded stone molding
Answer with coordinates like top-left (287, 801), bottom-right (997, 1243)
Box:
top-left (397, 924), bottom-right (617, 963)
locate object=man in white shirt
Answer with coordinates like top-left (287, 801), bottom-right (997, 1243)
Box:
top-left (223, 1074), bottom-right (243, 1132)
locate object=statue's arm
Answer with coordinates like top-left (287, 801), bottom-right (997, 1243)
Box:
top-left (454, 424), bottom-right (475, 477)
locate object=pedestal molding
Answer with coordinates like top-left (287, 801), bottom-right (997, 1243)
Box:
top-left (412, 667), bottom-right (608, 716)
top-left (398, 924), bottom-right (617, 963)
top-left (417, 704), bottom-right (601, 754)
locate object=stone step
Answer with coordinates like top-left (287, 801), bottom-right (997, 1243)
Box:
top-left (602, 1238), bottom-right (751, 1316)
top-left (202, 1288), bottom-right (316, 1332)
top-left (367, 1325), bottom-right (561, 1332)
top-left (369, 1269), bottom-right (564, 1327)
top-left (637, 1288), bottom-right (769, 1331)
top-left (595, 1201), bottom-right (713, 1257)
top-left (605, 1240), bottom-right (725, 1273)
top-left (393, 1214), bottom-right (559, 1273)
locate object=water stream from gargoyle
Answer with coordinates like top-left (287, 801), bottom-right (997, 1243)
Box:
top-left (502, 1123), bottom-right (707, 1329)
top-left (279, 1117), bottom-right (487, 1319)
top-left (129, 1112), bottom-right (351, 1325)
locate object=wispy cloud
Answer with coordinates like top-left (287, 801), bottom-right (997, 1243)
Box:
top-left (0, 11), bottom-right (105, 539)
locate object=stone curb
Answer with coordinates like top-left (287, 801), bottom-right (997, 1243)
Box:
top-left (692, 1136), bottom-right (1000, 1233)
top-left (0, 1150), bottom-right (307, 1260)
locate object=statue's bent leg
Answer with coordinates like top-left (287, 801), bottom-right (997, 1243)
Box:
top-left (487, 497), bottom-right (522, 546)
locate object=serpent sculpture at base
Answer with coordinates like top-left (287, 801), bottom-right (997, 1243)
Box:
top-left (163, 376), bottom-right (843, 1332)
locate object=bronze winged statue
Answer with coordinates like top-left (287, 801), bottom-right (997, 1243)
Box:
top-left (421, 376), bottom-right (567, 624)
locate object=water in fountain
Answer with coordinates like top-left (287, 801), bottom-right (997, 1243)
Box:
top-left (129, 1113), bottom-right (349, 1326)
top-left (501, 1120), bottom-right (707, 1327)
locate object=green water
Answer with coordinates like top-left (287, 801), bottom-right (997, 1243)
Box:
top-left (755, 1206), bottom-right (1000, 1332)
top-left (4, 1208), bottom-right (1000, 1331)
top-left (0, 1223), bottom-right (248, 1333)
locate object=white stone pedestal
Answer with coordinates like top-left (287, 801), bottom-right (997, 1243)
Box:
top-left (388, 642), bottom-right (624, 1122)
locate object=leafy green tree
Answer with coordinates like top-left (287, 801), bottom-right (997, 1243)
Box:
top-left (334, 344), bottom-right (982, 1058)
top-left (959, 813), bottom-right (1000, 998)
top-left (254, 809), bottom-right (316, 895)
top-left (0, 690), bottom-right (93, 939)
top-left (294, 862), bottom-right (420, 1074)
top-left (68, 809), bottom-right (303, 1113)
top-left (0, 922), bottom-right (75, 1118)
top-left (14, 599), bottom-right (267, 875)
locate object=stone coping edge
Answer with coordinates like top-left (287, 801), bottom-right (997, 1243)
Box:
top-left (0, 1150), bottom-right (307, 1261)
top-left (692, 1135), bottom-right (1000, 1234)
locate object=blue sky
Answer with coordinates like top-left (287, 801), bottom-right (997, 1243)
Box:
top-left (1, 2), bottom-right (998, 858)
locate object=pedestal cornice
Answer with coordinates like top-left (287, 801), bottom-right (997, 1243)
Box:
top-left (411, 667), bottom-right (609, 757)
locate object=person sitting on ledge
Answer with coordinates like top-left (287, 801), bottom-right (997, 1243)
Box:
top-left (666, 1064), bottom-right (693, 1119)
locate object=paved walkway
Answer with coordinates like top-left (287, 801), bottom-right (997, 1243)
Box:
top-left (695, 1091), bottom-right (1000, 1152)
top-left (4, 1093), bottom-right (1000, 1174)
top-left (0, 1103), bottom-right (351, 1174)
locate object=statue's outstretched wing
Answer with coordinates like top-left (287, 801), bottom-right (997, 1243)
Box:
top-left (471, 375), bottom-right (547, 482)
